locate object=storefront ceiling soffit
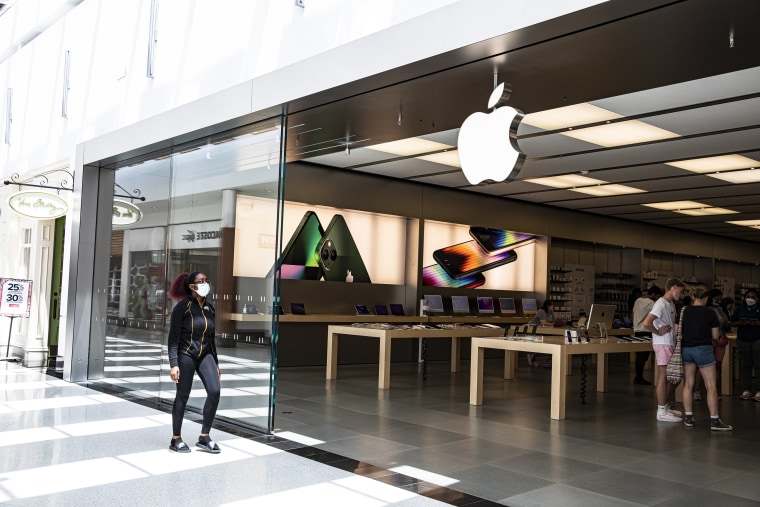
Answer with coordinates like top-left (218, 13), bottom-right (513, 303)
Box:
top-left (288, 0), bottom-right (760, 243)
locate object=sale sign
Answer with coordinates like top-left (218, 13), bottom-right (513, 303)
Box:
top-left (0, 279), bottom-right (33, 318)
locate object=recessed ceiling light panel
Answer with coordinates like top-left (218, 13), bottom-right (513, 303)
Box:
top-left (417, 150), bottom-right (461, 167)
top-left (728, 219), bottom-right (760, 228)
top-left (675, 207), bottom-right (738, 216)
top-left (570, 184), bottom-right (645, 196)
top-left (667, 154), bottom-right (759, 173)
top-left (522, 103), bottom-right (621, 130)
top-left (643, 201), bottom-right (707, 211)
top-left (708, 169), bottom-right (760, 184)
top-left (562, 120), bottom-right (679, 147)
top-left (524, 174), bottom-right (606, 188)
top-left (366, 138), bottom-right (453, 157)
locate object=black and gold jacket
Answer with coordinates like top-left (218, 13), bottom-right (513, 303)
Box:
top-left (168, 296), bottom-right (217, 367)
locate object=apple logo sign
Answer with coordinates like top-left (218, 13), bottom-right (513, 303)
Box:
top-left (457, 82), bottom-right (526, 185)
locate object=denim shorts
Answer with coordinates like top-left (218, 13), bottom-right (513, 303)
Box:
top-left (682, 345), bottom-right (716, 368)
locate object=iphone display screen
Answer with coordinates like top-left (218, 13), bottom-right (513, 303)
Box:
top-left (432, 240), bottom-right (517, 278)
top-left (469, 227), bottom-right (534, 252)
top-left (421, 264), bottom-right (485, 288)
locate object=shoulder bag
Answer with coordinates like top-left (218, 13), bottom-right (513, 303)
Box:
top-left (666, 309), bottom-right (685, 385)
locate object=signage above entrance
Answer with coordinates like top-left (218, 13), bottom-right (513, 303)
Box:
top-left (112, 199), bottom-right (143, 226)
top-left (457, 83), bottom-right (526, 185)
top-left (7, 191), bottom-right (68, 219)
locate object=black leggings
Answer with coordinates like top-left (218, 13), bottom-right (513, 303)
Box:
top-left (172, 353), bottom-right (220, 436)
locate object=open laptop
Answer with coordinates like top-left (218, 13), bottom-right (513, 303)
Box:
top-left (498, 297), bottom-right (516, 315)
top-left (375, 304), bottom-right (389, 316)
top-left (423, 295), bottom-right (445, 313)
top-left (355, 304), bottom-right (371, 315)
top-left (521, 298), bottom-right (538, 316)
top-left (290, 303), bottom-right (306, 315)
top-left (477, 297), bottom-right (495, 314)
top-left (451, 295), bottom-right (471, 314)
top-left (389, 303), bottom-right (405, 316)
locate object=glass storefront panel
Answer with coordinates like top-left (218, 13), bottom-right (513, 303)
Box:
top-left (103, 154), bottom-right (172, 393)
top-left (100, 117), bottom-right (284, 434)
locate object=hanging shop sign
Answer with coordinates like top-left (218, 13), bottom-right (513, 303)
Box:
top-left (7, 191), bottom-right (68, 219)
top-left (112, 199), bottom-right (143, 226)
top-left (0, 278), bottom-right (33, 318)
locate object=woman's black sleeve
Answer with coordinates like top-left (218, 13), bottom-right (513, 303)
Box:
top-left (167, 301), bottom-right (185, 368)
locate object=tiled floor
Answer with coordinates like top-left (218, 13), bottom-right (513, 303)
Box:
top-left (0, 362), bottom-right (453, 506)
top-left (274, 354), bottom-right (760, 506)
top-left (4, 343), bottom-right (760, 506)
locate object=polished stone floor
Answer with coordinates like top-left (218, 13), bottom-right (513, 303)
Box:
top-left (274, 353), bottom-right (760, 506)
top-left (0, 362), bottom-right (449, 507)
top-left (3, 346), bottom-right (760, 506)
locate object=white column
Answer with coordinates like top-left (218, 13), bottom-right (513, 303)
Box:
top-left (22, 220), bottom-right (55, 367)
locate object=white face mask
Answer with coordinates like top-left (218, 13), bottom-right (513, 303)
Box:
top-left (195, 282), bottom-right (211, 298)
top-left (746, 298), bottom-right (756, 306)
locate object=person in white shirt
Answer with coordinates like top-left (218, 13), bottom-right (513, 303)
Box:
top-left (632, 285), bottom-right (663, 385)
top-left (642, 278), bottom-right (685, 422)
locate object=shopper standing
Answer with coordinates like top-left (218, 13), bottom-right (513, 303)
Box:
top-left (167, 272), bottom-right (222, 453)
top-left (708, 288), bottom-right (730, 394)
top-left (680, 285), bottom-right (732, 431)
top-left (732, 289), bottom-right (760, 401)
top-left (642, 278), bottom-right (685, 422)
top-left (631, 285), bottom-right (662, 385)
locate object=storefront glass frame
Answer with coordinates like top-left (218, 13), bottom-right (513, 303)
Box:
top-left (80, 115), bottom-right (287, 435)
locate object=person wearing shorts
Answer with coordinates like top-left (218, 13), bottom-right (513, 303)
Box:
top-left (632, 285), bottom-right (662, 385)
top-left (643, 278), bottom-right (684, 422)
top-left (680, 285), bottom-right (731, 431)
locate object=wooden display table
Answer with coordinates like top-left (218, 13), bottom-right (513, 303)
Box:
top-left (469, 335), bottom-right (653, 420)
top-left (230, 313), bottom-right (426, 323)
top-left (326, 324), bottom-right (506, 389)
top-left (231, 313), bottom-right (530, 325)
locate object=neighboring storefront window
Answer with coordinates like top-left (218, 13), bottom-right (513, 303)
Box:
top-left (98, 118), bottom-right (284, 434)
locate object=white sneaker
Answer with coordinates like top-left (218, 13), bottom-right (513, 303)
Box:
top-left (657, 410), bottom-right (682, 423)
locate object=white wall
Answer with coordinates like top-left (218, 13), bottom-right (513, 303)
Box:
top-left (0, 0), bottom-right (605, 367)
top-left (0, 0), bottom-right (605, 176)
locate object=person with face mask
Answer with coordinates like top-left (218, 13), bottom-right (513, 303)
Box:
top-left (731, 289), bottom-right (760, 401)
top-left (167, 271), bottom-right (221, 453)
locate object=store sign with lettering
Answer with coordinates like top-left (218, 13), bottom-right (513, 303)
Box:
top-left (7, 191), bottom-right (68, 219)
top-left (0, 278), bottom-right (33, 318)
top-left (112, 199), bottom-right (143, 226)
top-left (169, 221), bottom-right (222, 249)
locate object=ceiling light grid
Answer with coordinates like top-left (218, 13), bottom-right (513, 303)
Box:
top-left (666, 154), bottom-right (760, 184)
top-left (524, 174), bottom-right (646, 196)
top-left (643, 200), bottom-right (738, 216)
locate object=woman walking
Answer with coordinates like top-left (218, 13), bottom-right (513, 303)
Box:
top-left (167, 271), bottom-right (222, 452)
